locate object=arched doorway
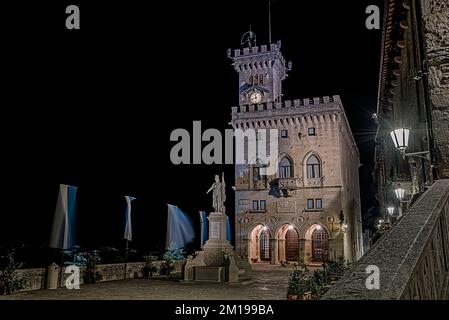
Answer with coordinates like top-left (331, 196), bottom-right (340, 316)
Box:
top-left (312, 227), bottom-right (329, 262)
top-left (285, 228), bottom-right (299, 261)
top-left (277, 224), bottom-right (299, 263)
top-left (249, 225), bottom-right (271, 263)
top-left (304, 224), bottom-right (329, 264)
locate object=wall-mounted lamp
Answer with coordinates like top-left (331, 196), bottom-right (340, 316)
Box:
top-left (390, 128), bottom-right (430, 160)
top-left (394, 185), bottom-right (405, 201)
top-left (387, 207), bottom-right (395, 215)
top-left (390, 128), bottom-right (410, 153)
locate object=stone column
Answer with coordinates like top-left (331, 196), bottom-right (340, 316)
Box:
top-left (278, 239), bottom-right (286, 262)
top-left (270, 238), bottom-right (279, 264)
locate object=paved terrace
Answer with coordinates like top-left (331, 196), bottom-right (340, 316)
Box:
top-left (1, 264), bottom-right (294, 300)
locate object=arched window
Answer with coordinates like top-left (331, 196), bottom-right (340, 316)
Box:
top-left (249, 75), bottom-right (254, 85)
top-left (279, 157), bottom-right (293, 178)
top-left (258, 74), bottom-right (264, 85)
top-left (306, 155), bottom-right (321, 178)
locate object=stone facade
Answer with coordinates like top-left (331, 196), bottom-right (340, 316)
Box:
top-left (228, 42), bottom-right (363, 264)
top-left (374, 0), bottom-right (449, 221)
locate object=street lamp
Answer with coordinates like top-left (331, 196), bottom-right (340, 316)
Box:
top-left (390, 128), bottom-right (430, 160)
top-left (394, 185), bottom-right (405, 201)
top-left (387, 207), bottom-right (394, 215)
top-left (390, 128), bottom-right (410, 153)
top-left (341, 223), bottom-right (348, 233)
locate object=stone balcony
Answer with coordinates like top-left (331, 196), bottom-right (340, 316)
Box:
top-left (305, 177), bottom-right (324, 187)
top-left (278, 177), bottom-right (302, 190)
top-left (253, 179), bottom-right (269, 190)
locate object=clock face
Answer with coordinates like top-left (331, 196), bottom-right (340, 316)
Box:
top-left (250, 92), bottom-right (262, 104)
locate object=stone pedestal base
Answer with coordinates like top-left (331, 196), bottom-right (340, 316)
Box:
top-left (183, 212), bottom-right (251, 283)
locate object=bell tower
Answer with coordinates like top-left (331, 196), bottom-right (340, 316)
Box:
top-left (227, 32), bottom-right (291, 106)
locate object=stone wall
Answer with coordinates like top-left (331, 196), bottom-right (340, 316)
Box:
top-left (16, 260), bottom-right (186, 292)
top-left (420, 0), bottom-right (449, 179)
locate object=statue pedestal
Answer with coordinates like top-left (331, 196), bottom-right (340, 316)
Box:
top-left (183, 211), bottom-right (251, 283)
top-left (202, 212), bottom-right (233, 266)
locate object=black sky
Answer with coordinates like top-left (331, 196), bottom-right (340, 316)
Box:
top-left (1, 0), bottom-right (382, 262)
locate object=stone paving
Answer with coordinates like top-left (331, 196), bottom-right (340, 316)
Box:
top-left (1, 263), bottom-right (295, 300)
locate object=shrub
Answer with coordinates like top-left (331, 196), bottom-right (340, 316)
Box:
top-left (143, 254), bottom-right (158, 278)
top-left (65, 247), bottom-right (103, 284)
top-left (287, 256), bottom-right (350, 300)
top-left (0, 250), bottom-right (25, 295)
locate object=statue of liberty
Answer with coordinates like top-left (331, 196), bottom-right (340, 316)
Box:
top-left (206, 173), bottom-right (226, 213)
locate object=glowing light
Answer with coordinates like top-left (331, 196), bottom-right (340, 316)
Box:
top-left (387, 207), bottom-right (394, 215)
top-left (395, 185), bottom-right (405, 201)
top-left (390, 128), bottom-right (410, 153)
top-left (316, 225), bottom-right (322, 231)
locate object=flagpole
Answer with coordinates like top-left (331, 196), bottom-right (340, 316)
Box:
top-left (59, 249), bottom-right (64, 288)
top-left (124, 239), bottom-right (129, 279)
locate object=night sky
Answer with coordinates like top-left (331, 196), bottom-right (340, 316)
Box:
top-left (1, 0), bottom-right (382, 264)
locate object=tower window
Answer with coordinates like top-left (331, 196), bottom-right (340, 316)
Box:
top-left (249, 75), bottom-right (254, 85)
top-left (308, 127), bottom-right (316, 136)
top-left (316, 199), bottom-right (323, 209)
top-left (258, 74), bottom-right (264, 85)
top-left (306, 155), bottom-right (321, 178)
top-left (281, 130), bottom-right (288, 138)
top-left (260, 200), bottom-right (267, 210)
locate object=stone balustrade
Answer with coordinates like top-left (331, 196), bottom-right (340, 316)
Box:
top-left (322, 179), bottom-right (449, 299)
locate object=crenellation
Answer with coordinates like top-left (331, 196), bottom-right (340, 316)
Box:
top-left (304, 98), bottom-right (310, 106)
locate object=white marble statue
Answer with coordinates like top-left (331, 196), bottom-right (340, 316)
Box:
top-left (206, 173), bottom-right (226, 213)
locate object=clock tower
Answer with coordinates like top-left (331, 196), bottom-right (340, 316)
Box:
top-left (227, 35), bottom-right (291, 106)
